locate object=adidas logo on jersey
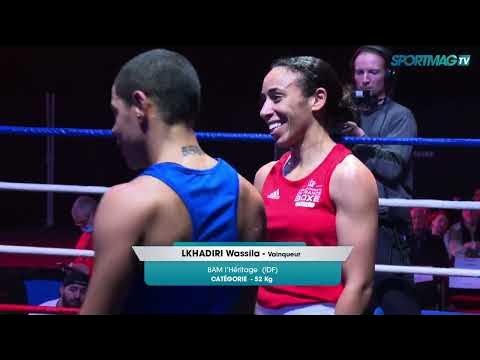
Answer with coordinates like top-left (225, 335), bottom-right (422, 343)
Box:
top-left (267, 189), bottom-right (280, 200)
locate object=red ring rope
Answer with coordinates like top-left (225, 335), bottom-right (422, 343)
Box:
top-left (0, 304), bottom-right (79, 315)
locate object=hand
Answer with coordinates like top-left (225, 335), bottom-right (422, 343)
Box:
top-left (341, 122), bottom-right (366, 138)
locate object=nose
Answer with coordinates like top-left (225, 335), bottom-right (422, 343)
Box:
top-left (111, 126), bottom-right (122, 146)
top-left (362, 73), bottom-right (371, 84)
top-left (260, 99), bottom-right (273, 122)
top-left (111, 123), bottom-right (118, 137)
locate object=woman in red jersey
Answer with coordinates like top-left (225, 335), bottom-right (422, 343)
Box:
top-left (255, 56), bottom-right (378, 315)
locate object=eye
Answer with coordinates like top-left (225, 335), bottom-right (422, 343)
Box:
top-left (272, 95), bottom-right (283, 103)
top-left (269, 92), bottom-right (283, 104)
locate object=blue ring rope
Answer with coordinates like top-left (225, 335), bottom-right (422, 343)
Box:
top-left (1, 126), bottom-right (480, 147)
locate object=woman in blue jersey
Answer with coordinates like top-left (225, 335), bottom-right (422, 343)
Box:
top-left (80, 49), bottom-right (265, 315)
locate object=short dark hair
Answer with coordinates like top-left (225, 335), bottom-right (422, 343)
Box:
top-left (114, 49), bottom-right (201, 128)
top-left (72, 196), bottom-right (97, 214)
top-left (63, 267), bottom-right (89, 287)
top-left (271, 56), bottom-right (354, 131)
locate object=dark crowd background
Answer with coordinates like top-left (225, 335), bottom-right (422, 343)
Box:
top-left (0, 45), bottom-right (478, 230)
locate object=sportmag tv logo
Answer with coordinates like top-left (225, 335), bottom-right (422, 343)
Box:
top-left (391, 54), bottom-right (471, 67)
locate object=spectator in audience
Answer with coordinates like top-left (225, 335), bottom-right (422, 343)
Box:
top-left (445, 195), bottom-right (463, 228)
top-left (410, 208), bottom-right (430, 236)
top-left (408, 208), bottom-right (430, 265)
top-left (38, 264), bottom-right (90, 311)
top-left (472, 189), bottom-right (480, 224)
top-left (410, 210), bottom-right (450, 267)
top-left (411, 211), bottom-right (450, 310)
top-left (70, 196), bottom-right (98, 273)
top-left (473, 188), bottom-right (480, 202)
top-left (444, 209), bottom-right (480, 260)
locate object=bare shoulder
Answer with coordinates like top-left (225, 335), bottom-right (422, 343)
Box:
top-left (254, 161), bottom-right (277, 193)
top-left (330, 155), bottom-right (378, 204)
top-left (238, 174), bottom-right (264, 209)
top-left (237, 174), bottom-right (266, 242)
top-left (103, 177), bottom-right (170, 207)
top-left (97, 177), bottom-right (179, 228)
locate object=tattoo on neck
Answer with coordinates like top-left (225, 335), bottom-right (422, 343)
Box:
top-left (182, 146), bottom-right (204, 157)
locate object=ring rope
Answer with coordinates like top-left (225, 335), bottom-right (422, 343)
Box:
top-left (1, 245), bottom-right (479, 278)
top-left (0, 182), bottom-right (108, 195)
top-left (0, 304), bottom-right (79, 315)
top-left (2, 126), bottom-right (480, 147)
top-left (0, 182), bottom-right (478, 210)
top-left (0, 245), bottom-right (94, 257)
top-left (3, 127), bottom-right (480, 293)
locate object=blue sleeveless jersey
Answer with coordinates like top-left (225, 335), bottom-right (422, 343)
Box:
top-left (123, 159), bottom-right (243, 314)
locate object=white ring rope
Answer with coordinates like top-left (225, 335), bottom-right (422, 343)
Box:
top-left (1, 245), bottom-right (480, 278)
top-left (0, 245), bottom-right (94, 257)
top-left (0, 181), bottom-right (479, 210)
top-left (379, 199), bottom-right (480, 211)
top-left (0, 182), bottom-right (108, 195)
top-left (375, 265), bottom-right (480, 278)
top-left (2, 182), bottom-right (480, 278)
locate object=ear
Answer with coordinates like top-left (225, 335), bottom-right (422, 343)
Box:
top-left (131, 91), bottom-right (148, 120)
top-left (59, 286), bottom-right (64, 296)
top-left (311, 87), bottom-right (327, 112)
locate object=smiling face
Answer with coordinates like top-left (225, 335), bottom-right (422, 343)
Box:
top-left (260, 67), bottom-right (315, 149)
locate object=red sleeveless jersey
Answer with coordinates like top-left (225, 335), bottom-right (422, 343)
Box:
top-left (257, 144), bottom-right (351, 309)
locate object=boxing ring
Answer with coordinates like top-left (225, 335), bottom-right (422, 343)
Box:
top-left (1, 125), bottom-right (480, 315)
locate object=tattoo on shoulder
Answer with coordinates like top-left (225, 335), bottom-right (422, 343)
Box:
top-left (182, 146), bottom-right (204, 156)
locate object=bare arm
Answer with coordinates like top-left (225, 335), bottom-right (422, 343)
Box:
top-left (254, 162), bottom-right (276, 194)
top-left (80, 184), bottom-right (154, 315)
top-left (234, 176), bottom-right (267, 314)
top-left (238, 176), bottom-right (267, 243)
top-left (330, 156), bottom-right (379, 315)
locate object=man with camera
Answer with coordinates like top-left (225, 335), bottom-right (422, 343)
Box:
top-left (341, 45), bottom-right (420, 315)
